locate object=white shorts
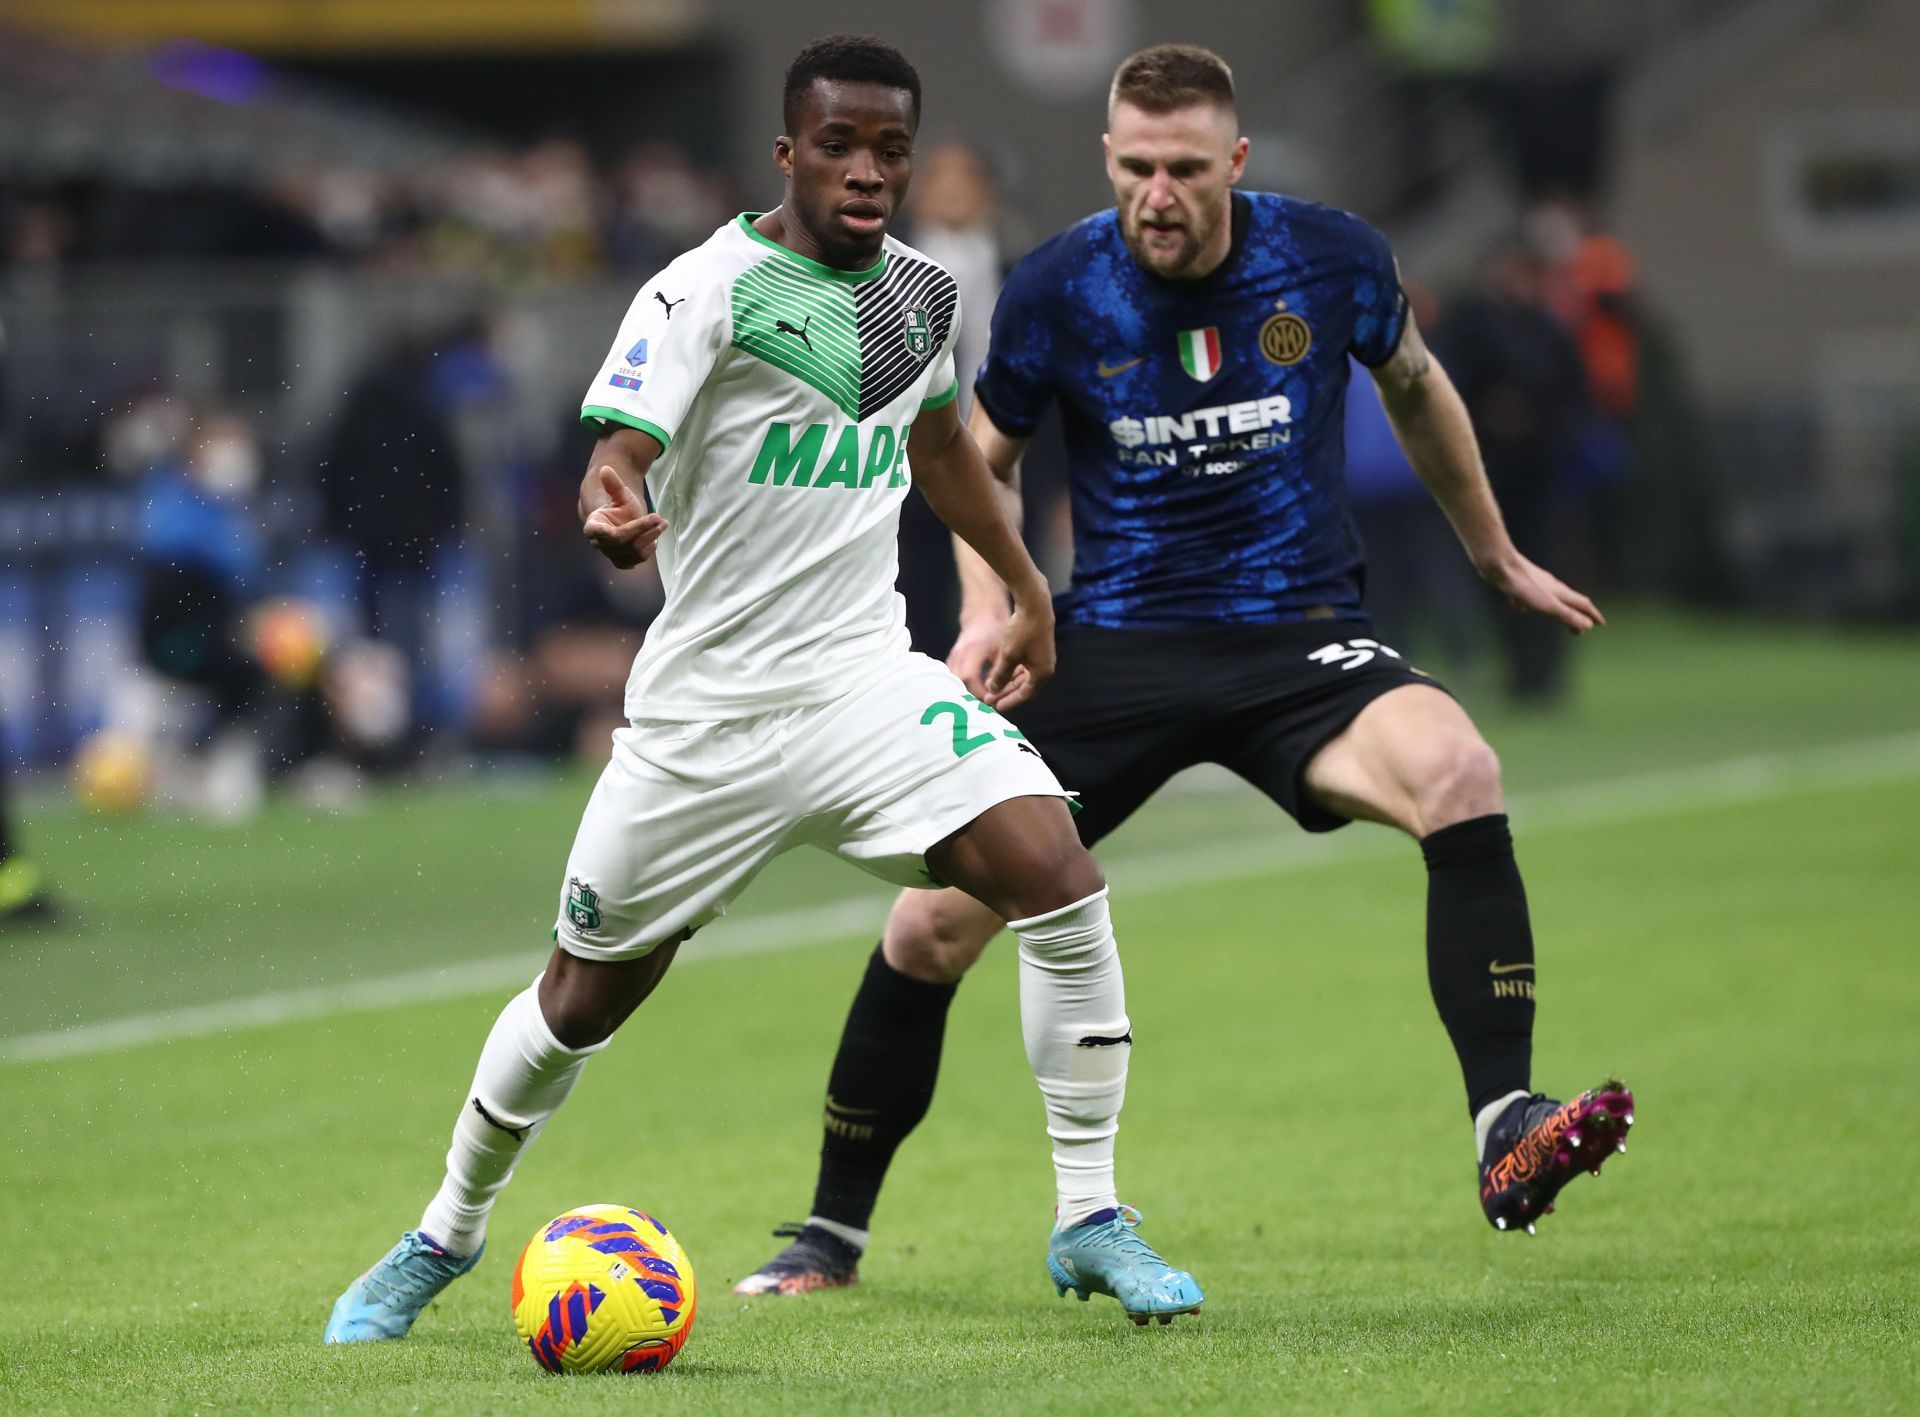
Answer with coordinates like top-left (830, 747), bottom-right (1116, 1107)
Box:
top-left (553, 652), bottom-right (1070, 960)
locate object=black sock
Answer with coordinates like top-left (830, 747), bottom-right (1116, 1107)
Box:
top-left (1421, 814), bottom-right (1534, 1117)
top-left (809, 943), bottom-right (959, 1233)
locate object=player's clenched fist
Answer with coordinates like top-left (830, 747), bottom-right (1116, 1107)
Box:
top-left (582, 465), bottom-right (668, 569)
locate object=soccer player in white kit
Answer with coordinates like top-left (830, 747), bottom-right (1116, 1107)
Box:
top-left (324, 36), bottom-right (1203, 1342)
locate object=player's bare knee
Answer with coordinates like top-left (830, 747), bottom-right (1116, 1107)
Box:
top-left (539, 939), bottom-right (678, 1049)
top-left (1416, 736), bottom-right (1503, 833)
top-left (539, 979), bottom-right (619, 1050)
top-left (1010, 841), bottom-right (1106, 921)
top-left (538, 982), bottom-right (616, 1051)
top-left (883, 890), bottom-right (996, 984)
top-left (1060, 845), bottom-right (1107, 904)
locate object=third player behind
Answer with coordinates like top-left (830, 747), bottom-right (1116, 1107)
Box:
top-left (738, 43), bottom-right (1633, 1298)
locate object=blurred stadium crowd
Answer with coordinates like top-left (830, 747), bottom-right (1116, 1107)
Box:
top-left (5, 131), bottom-right (734, 283)
top-left (0, 2), bottom-right (1916, 859)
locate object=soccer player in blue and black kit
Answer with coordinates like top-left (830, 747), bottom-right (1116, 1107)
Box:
top-left (741, 44), bottom-right (1634, 1304)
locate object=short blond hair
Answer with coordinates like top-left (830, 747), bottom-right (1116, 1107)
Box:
top-left (1109, 44), bottom-right (1236, 118)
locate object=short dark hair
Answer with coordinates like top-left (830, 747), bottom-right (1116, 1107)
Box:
top-left (1109, 44), bottom-right (1235, 118)
top-left (783, 35), bottom-right (922, 134)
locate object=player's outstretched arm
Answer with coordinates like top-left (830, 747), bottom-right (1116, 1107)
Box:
top-left (909, 401), bottom-right (1054, 710)
top-left (579, 427), bottom-right (669, 569)
top-left (945, 404), bottom-right (1033, 696)
top-left (1371, 315), bottom-right (1604, 635)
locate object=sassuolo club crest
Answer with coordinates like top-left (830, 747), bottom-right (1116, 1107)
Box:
top-left (904, 305), bottom-right (931, 358)
top-left (566, 877), bottom-right (602, 934)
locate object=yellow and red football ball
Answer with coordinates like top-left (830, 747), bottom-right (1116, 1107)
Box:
top-left (511, 1205), bottom-right (696, 1374)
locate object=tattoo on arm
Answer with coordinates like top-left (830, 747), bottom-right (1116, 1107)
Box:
top-left (1383, 315), bottom-right (1433, 385)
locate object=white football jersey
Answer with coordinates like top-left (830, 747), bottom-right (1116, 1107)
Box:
top-left (582, 214), bottom-right (961, 722)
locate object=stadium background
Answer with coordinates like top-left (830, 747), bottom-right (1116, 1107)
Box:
top-left (0, 3), bottom-right (1915, 1412)
top-left (4, 0), bottom-right (1920, 770)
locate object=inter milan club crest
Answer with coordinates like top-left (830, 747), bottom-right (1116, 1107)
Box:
top-left (565, 877), bottom-right (602, 934)
top-left (904, 305), bottom-right (932, 358)
top-left (1176, 326), bottom-right (1222, 382)
top-left (1260, 304), bottom-right (1312, 366)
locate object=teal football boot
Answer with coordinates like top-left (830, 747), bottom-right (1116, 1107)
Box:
top-left (1046, 1205), bottom-right (1203, 1325)
top-left (324, 1231), bottom-right (482, 1343)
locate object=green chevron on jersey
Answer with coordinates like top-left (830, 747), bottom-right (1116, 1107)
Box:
top-left (731, 259), bottom-right (864, 417)
top-left (729, 219), bottom-right (960, 420)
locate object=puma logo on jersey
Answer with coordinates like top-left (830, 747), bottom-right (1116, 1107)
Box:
top-left (655, 291), bottom-right (686, 318)
top-left (775, 315), bottom-right (814, 351)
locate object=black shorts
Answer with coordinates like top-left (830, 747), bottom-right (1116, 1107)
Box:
top-left (1006, 618), bottom-right (1451, 845)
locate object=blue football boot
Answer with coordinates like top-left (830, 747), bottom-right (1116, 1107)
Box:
top-left (324, 1231), bottom-right (482, 1343)
top-left (1046, 1205), bottom-right (1203, 1325)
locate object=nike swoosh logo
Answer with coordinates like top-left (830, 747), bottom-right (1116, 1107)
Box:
top-left (1488, 961), bottom-right (1535, 975)
top-left (1075, 1031), bottom-right (1133, 1048)
top-left (825, 1094), bottom-right (884, 1117)
top-left (1096, 358), bottom-right (1145, 378)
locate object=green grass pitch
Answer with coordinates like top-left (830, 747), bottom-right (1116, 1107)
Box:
top-left (1, 610), bottom-right (1916, 1413)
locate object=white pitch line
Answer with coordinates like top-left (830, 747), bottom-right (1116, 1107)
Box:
top-left (0, 897), bottom-right (892, 1066)
top-left (1117, 728), bottom-right (1920, 894)
top-left (5, 730), bottom-right (1918, 1066)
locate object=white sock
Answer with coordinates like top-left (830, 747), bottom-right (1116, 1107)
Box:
top-left (803, 1215), bottom-right (869, 1253)
top-left (418, 979), bottom-right (606, 1256)
top-left (1474, 1089), bottom-right (1531, 1161)
top-left (1011, 887), bottom-right (1128, 1228)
